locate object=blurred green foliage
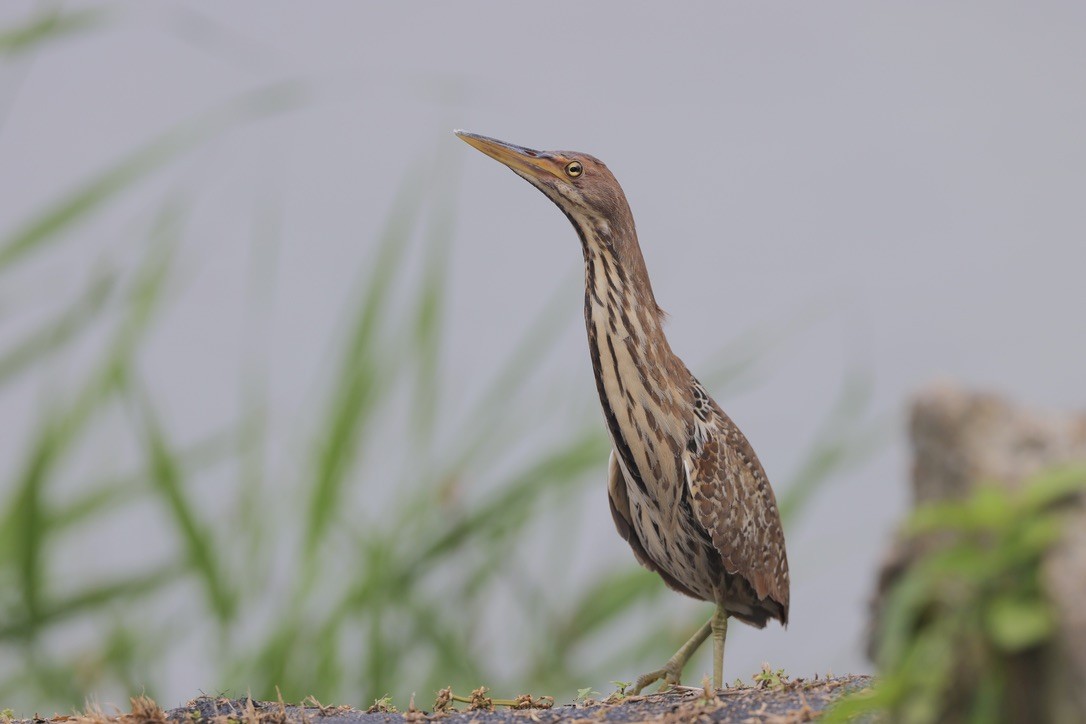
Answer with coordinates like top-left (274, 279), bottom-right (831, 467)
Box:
top-left (826, 467), bottom-right (1086, 724)
top-left (0, 6), bottom-right (106, 58)
top-left (0, 7), bottom-right (882, 714)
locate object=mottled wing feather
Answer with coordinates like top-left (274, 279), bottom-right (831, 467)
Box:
top-left (606, 451), bottom-right (699, 599)
top-left (683, 412), bottom-right (790, 621)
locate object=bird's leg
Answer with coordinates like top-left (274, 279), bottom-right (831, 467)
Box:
top-left (628, 618), bottom-right (712, 695)
top-left (711, 605), bottom-right (729, 690)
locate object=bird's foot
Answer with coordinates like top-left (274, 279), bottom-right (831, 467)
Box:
top-left (628, 661), bottom-right (683, 695)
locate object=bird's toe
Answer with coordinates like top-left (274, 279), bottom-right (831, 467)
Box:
top-left (628, 663), bottom-right (683, 696)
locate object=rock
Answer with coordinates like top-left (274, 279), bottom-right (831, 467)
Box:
top-left (909, 382), bottom-right (1086, 505)
top-left (871, 382), bottom-right (1086, 721)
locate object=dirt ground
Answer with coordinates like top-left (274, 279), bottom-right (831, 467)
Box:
top-left (13, 675), bottom-right (870, 724)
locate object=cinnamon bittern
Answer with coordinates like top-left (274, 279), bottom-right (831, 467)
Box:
top-left (455, 130), bottom-right (789, 693)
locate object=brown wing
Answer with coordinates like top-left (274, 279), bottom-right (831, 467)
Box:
top-left (606, 451), bottom-right (699, 599)
top-left (683, 415), bottom-right (790, 623)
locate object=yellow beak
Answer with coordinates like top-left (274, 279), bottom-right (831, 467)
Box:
top-left (454, 130), bottom-right (561, 181)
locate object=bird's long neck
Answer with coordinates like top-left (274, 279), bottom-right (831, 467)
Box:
top-left (574, 218), bottom-right (690, 500)
top-left (582, 239), bottom-right (666, 373)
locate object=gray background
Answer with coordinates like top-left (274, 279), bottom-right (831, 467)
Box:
top-left (1, 0), bottom-right (1084, 706)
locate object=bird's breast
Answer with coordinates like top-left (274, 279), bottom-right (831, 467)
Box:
top-left (585, 297), bottom-right (688, 521)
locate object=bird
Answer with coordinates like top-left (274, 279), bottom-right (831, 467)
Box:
top-left (455, 130), bottom-right (789, 693)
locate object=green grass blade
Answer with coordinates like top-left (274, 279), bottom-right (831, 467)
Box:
top-left (468, 273), bottom-right (579, 419)
top-left (304, 165), bottom-right (427, 557)
top-left (0, 80), bottom-right (306, 274)
top-left (0, 270), bottom-right (159, 636)
top-left (102, 199), bottom-right (184, 385)
top-left (778, 369), bottom-right (889, 523)
top-left (129, 389), bottom-right (235, 623)
top-left (555, 568), bottom-right (666, 648)
top-left (700, 306), bottom-right (828, 395)
top-left (5, 418), bottom-right (57, 634)
top-left (3, 411), bottom-right (103, 637)
top-left (407, 158), bottom-right (459, 446)
top-left (0, 563), bottom-right (182, 639)
top-left (406, 598), bottom-right (486, 697)
top-left (0, 268), bottom-right (116, 387)
top-left (446, 272), bottom-right (580, 473)
top-left (46, 430), bottom-right (237, 534)
top-left (408, 431), bottom-right (609, 574)
top-left (233, 201), bottom-right (281, 576)
top-left (0, 7), bottom-right (107, 57)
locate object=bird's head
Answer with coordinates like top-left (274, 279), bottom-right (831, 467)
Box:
top-left (455, 130), bottom-right (634, 246)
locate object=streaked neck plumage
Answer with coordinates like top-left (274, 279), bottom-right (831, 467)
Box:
top-left (565, 210), bottom-right (693, 509)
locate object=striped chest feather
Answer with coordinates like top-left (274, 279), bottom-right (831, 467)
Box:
top-left (583, 248), bottom-right (689, 520)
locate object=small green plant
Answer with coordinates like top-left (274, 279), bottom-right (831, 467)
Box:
top-left (608, 680), bottom-right (632, 699)
top-left (826, 466), bottom-right (1086, 724)
top-left (366, 695), bottom-right (396, 714)
top-left (575, 687), bottom-right (600, 703)
top-left (752, 664), bottom-right (789, 690)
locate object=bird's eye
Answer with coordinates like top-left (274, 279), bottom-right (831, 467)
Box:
top-left (565, 161), bottom-right (583, 178)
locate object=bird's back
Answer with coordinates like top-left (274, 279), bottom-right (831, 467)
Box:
top-left (684, 378), bottom-right (789, 624)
